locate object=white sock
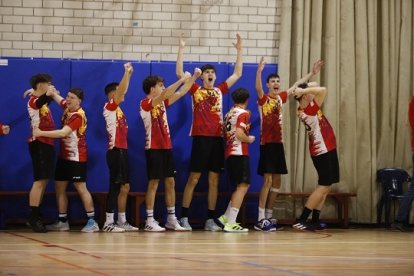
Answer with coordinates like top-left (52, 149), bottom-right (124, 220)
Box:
top-left (227, 207), bottom-right (239, 224)
top-left (265, 208), bottom-right (273, 219)
top-left (118, 212), bottom-right (126, 223)
top-left (146, 209), bottom-right (154, 223)
top-left (258, 207), bottom-right (265, 221)
top-left (224, 201), bottom-right (232, 218)
top-left (167, 206), bottom-right (176, 221)
top-left (105, 212), bottom-right (114, 224)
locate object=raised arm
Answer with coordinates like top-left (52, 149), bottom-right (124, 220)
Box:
top-left (294, 85), bottom-right (327, 107)
top-left (151, 73), bottom-right (191, 107)
top-left (114, 62), bottom-right (134, 105)
top-left (225, 33), bottom-right (243, 88)
top-left (168, 68), bottom-right (202, 105)
top-left (287, 60), bottom-right (324, 95)
top-left (33, 125), bottom-right (72, 139)
top-left (256, 56), bottom-right (266, 99)
top-left (176, 33), bottom-right (186, 79)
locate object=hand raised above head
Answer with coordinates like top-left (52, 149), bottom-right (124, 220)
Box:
top-left (124, 62), bottom-right (133, 74)
top-left (179, 33), bottom-right (186, 49)
top-left (193, 67), bottom-right (202, 78)
top-left (232, 33), bottom-right (242, 50)
top-left (258, 56), bottom-right (266, 71)
top-left (183, 71), bottom-right (192, 80)
top-left (312, 60), bottom-right (324, 75)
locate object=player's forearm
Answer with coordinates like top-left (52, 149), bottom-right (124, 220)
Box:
top-left (176, 47), bottom-right (185, 78)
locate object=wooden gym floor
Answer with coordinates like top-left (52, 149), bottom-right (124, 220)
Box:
top-left (1, 226), bottom-right (414, 275)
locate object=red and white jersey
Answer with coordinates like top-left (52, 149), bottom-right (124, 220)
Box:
top-left (224, 106), bottom-right (251, 159)
top-left (27, 95), bottom-right (55, 146)
top-left (59, 104), bottom-right (88, 162)
top-left (258, 91), bottom-right (287, 144)
top-left (0, 122), bottom-right (3, 135)
top-left (297, 100), bottom-right (336, 156)
top-left (189, 82), bottom-right (229, 137)
top-left (103, 99), bottom-right (128, 150)
top-left (140, 98), bottom-right (172, 150)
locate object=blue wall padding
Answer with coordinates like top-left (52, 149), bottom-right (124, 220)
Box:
top-left (0, 57), bottom-right (277, 222)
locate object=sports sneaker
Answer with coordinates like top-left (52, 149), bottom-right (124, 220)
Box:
top-left (179, 217), bottom-right (192, 231)
top-left (46, 220), bottom-right (70, 231)
top-left (391, 222), bottom-right (413, 232)
top-left (312, 222), bottom-right (327, 231)
top-left (81, 219), bottom-right (99, 233)
top-left (223, 222), bottom-right (249, 233)
top-left (165, 218), bottom-right (188, 231)
top-left (144, 220), bottom-right (166, 232)
top-left (117, 221), bottom-right (139, 231)
top-left (204, 218), bottom-right (222, 231)
top-left (103, 222), bottom-right (125, 232)
top-left (254, 219), bottom-right (276, 232)
top-left (268, 218), bottom-right (284, 231)
top-left (29, 218), bottom-right (48, 233)
top-left (292, 221), bottom-right (315, 231)
top-left (217, 215), bottom-right (228, 228)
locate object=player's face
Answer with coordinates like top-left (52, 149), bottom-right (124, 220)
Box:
top-left (151, 81), bottom-right (165, 97)
top-left (201, 69), bottom-right (216, 87)
top-left (267, 77), bottom-right (280, 92)
top-left (37, 82), bottom-right (50, 93)
top-left (66, 92), bottom-right (81, 110)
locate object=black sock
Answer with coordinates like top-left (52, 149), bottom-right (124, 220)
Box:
top-left (312, 209), bottom-right (321, 223)
top-left (299, 207), bottom-right (312, 222)
top-left (29, 206), bottom-right (40, 220)
top-left (208, 209), bottom-right (215, 219)
top-left (182, 207), bottom-right (189, 218)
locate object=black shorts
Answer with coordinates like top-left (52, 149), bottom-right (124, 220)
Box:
top-left (311, 149), bottom-right (340, 186)
top-left (257, 143), bottom-right (288, 175)
top-left (55, 158), bottom-right (87, 182)
top-left (107, 148), bottom-right (129, 184)
top-left (227, 155), bottom-right (250, 186)
top-left (29, 140), bottom-right (55, 181)
top-left (145, 149), bottom-right (176, 180)
top-left (190, 136), bottom-right (224, 173)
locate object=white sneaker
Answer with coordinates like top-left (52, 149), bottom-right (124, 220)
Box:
top-left (144, 220), bottom-right (165, 232)
top-left (204, 218), bottom-right (222, 231)
top-left (165, 218), bottom-right (188, 231)
top-left (117, 221), bottom-right (139, 231)
top-left (103, 222), bottom-right (125, 232)
top-left (81, 219), bottom-right (100, 233)
top-left (46, 220), bottom-right (70, 231)
top-left (179, 217), bottom-right (192, 231)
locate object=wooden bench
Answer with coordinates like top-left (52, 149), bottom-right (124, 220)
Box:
top-left (128, 191), bottom-right (357, 228)
top-left (0, 191), bottom-right (356, 228)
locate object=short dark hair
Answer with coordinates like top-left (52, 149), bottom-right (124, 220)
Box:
top-left (231, 88), bottom-right (250, 104)
top-left (297, 83), bottom-right (308, 89)
top-left (266, 73), bottom-right (280, 83)
top-left (104, 82), bottom-right (119, 95)
top-left (69, 88), bottom-right (84, 100)
top-left (200, 64), bottom-right (216, 73)
top-left (142, 75), bottom-right (164, 95)
top-left (30, 73), bottom-right (52, 90)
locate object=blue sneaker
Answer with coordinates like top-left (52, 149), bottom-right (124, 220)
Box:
top-left (81, 219), bottom-right (99, 233)
top-left (254, 219), bottom-right (276, 232)
top-left (269, 218), bottom-right (284, 231)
